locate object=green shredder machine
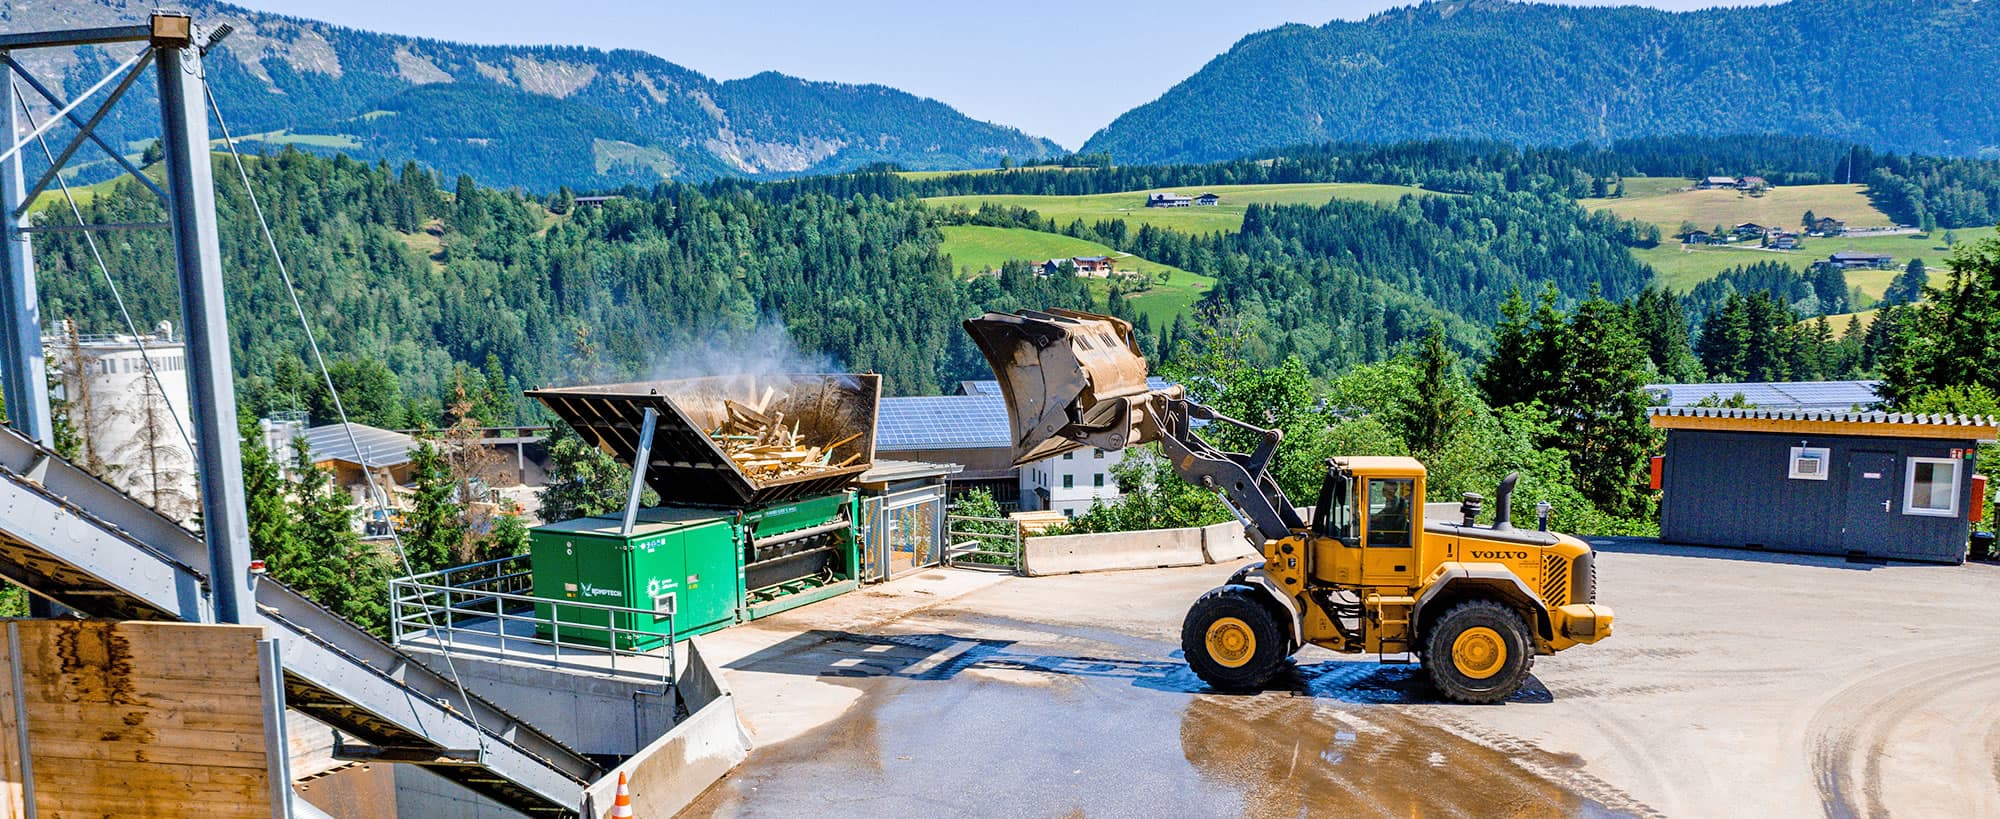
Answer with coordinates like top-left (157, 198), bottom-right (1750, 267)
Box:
top-left (525, 374), bottom-right (880, 647)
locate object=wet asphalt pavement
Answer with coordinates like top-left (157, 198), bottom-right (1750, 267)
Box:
top-left (684, 547), bottom-right (2000, 817)
top-left (683, 567), bottom-right (1651, 818)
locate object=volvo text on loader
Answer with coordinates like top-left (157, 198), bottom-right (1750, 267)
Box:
top-left (964, 308), bottom-right (1614, 703)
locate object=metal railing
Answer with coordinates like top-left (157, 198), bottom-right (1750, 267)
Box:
top-left (390, 555), bottom-right (675, 686)
top-left (944, 514), bottom-right (1022, 569)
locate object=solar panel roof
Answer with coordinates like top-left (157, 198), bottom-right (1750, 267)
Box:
top-left (1645, 380), bottom-right (1880, 411)
top-left (875, 395), bottom-right (1013, 450)
top-left (305, 423), bottom-right (416, 468)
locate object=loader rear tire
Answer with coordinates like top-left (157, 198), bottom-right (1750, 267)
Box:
top-left (1423, 599), bottom-right (1533, 704)
top-left (1181, 585), bottom-right (1288, 692)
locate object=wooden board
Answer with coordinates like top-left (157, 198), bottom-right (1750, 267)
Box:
top-left (0, 620), bottom-right (273, 817)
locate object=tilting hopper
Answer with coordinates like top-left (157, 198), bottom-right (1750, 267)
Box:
top-left (528, 373), bottom-right (881, 507)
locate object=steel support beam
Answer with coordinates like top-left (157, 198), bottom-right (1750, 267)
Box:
top-left (14, 49), bottom-right (154, 219)
top-left (0, 25), bottom-right (150, 50)
top-left (258, 638), bottom-right (296, 818)
top-left (2, 54), bottom-right (170, 205)
top-left (621, 407), bottom-right (659, 536)
top-left (156, 37), bottom-right (253, 625)
top-left (0, 57), bottom-right (51, 447)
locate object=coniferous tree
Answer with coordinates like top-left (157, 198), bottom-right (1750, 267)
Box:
top-left (1551, 292), bottom-right (1656, 517)
top-left (293, 444), bottom-right (392, 633)
top-left (1697, 294), bottom-right (1752, 381)
top-left (1477, 285), bottom-right (1569, 409)
top-left (1393, 323), bottom-right (1467, 458)
top-left (402, 437), bottom-right (463, 574)
top-left (1882, 258), bottom-right (1927, 306)
top-left (537, 422), bottom-right (635, 523)
top-left (243, 421), bottom-right (305, 574)
top-left (1476, 288), bottom-right (1534, 408)
top-left (1626, 287), bottom-right (1702, 382)
top-left (1879, 239), bottom-right (2000, 405)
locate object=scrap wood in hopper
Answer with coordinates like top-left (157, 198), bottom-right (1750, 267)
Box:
top-left (708, 389), bottom-right (862, 481)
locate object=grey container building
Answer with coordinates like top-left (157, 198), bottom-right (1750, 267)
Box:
top-left (1650, 407), bottom-right (1997, 564)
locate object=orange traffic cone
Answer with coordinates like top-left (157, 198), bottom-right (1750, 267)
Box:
top-left (611, 771), bottom-right (635, 818)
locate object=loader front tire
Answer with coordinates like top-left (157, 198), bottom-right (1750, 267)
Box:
top-left (1423, 599), bottom-right (1534, 704)
top-left (1181, 585), bottom-right (1288, 692)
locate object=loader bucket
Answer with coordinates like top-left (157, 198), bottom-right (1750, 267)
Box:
top-left (962, 308), bottom-right (1169, 466)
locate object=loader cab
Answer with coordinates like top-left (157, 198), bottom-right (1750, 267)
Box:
top-left (1311, 457), bottom-right (1427, 589)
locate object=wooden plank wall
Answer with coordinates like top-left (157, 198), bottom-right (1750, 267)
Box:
top-left (0, 620), bottom-right (272, 817)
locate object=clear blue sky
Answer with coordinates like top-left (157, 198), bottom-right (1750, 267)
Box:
top-left (229, 1), bottom-right (1780, 149)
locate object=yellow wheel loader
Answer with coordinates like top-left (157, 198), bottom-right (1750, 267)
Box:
top-left (964, 308), bottom-right (1615, 703)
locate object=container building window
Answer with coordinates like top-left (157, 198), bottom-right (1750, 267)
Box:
top-left (1788, 446), bottom-right (1830, 480)
top-left (1904, 457), bottom-right (1961, 517)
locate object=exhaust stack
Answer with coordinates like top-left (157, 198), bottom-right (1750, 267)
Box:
top-left (962, 309), bottom-right (1174, 466)
top-left (1492, 472), bottom-right (1520, 531)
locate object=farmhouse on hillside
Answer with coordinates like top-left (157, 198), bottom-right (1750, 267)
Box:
top-left (1679, 229), bottom-right (1714, 245)
top-left (1034, 256), bottom-right (1122, 277)
top-left (1194, 192), bottom-right (1221, 206)
top-left (1698, 176), bottom-right (1740, 190)
top-left (1811, 216), bottom-right (1847, 236)
top-left (1736, 176), bottom-right (1771, 192)
top-left (1828, 250), bottom-right (1895, 270)
top-left (1764, 231), bottom-right (1802, 250)
top-left (1734, 222), bottom-right (1772, 240)
top-left (1071, 255), bottom-right (1114, 274)
top-left (1146, 192), bottom-right (1193, 208)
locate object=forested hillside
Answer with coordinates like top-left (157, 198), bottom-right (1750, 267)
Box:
top-left (33, 135), bottom-right (1997, 431)
top-left (32, 151), bottom-right (1099, 426)
top-left (12, 0), bottom-right (1057, 191)
top-left (1085, 0), bottom-right (2000, 165)
top-left (753, 136), bottom-right (2000, 229)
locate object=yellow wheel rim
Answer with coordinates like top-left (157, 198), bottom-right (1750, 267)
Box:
top-left (1205, 616), bottom-right (1256, 668)
top-left (1451, 626), bottom-right (1507, 680)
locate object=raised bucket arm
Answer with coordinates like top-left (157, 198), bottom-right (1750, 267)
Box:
top-left (962, 308), bottom-right (1163, 465)
top-left (962, 309), bottom-right (1305, 544)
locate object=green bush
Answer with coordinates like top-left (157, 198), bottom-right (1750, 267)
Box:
top-left (1041, 447), bottom-right (1235, 536)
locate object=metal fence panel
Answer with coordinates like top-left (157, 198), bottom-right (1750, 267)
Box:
top-left (944, 514), bottom-right (1022, 570)
top-left (860, 487), bottom-right (948, 581)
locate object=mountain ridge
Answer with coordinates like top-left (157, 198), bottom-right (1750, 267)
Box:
top-left (6, 0), bottom-right (1059, 190)
top-left (1084, 0), bottom-right (2000, 165)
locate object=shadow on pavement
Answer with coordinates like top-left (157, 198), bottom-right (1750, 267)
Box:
top-left (726, 629), bottom-right (1551, 705)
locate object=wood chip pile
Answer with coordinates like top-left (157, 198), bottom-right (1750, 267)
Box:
top-left (708, 391), bottom-right (862, 482)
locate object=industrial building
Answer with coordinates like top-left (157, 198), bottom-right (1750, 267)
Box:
top-left (42, 323), bottom-right (198, 522)
top-left (1650, 407), bottom-right (1995, 564)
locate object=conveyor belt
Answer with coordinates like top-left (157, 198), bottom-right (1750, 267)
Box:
top-left (0, 426), bottom-right (598, 814)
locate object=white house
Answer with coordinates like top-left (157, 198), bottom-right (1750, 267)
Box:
top-left (1018, 445), bottom-right (1143, 517)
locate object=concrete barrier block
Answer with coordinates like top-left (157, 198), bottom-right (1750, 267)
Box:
top-left (1022, 527), bottom-right (1207, 576)
top-left (1201, 521), bottom-right (1259, 564)
top-left (585, 640), bottom-right (751, 818)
